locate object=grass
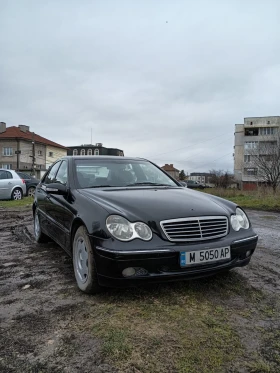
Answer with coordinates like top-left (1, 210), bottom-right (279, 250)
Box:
top-left (68, 272), bottom-right (280, 373)
top-left (60, 268), bottom-right (280, 373)
top-left (203, 188), bottom-right (280, 211)
top-left (0, 196), bottom-right (33, 208)
top-left (89, 282), bottom-right (242, 373)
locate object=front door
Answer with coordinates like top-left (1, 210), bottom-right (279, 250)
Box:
top-left (39, 161), bottom-right (74, 250)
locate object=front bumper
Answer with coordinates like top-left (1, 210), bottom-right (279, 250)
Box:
top-left (93, 234), bottom-right (258, 287)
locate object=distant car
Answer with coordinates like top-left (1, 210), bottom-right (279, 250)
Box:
top-left (16, 172), bottom-right (40, 197)
top-left (33, 156), bottom-right (258, 294)
top-left (178, 181), bottom-right (187, 187)
top-left (186, 180), bottom-right (205, 189)
top-left (0, 169), bottom-right (26, 200)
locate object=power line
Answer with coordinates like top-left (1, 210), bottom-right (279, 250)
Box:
top-left (187, 152), bottom-right (233, 172)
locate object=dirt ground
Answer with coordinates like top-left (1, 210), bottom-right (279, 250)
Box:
top-left (0, 207), bottom-right (279, 373)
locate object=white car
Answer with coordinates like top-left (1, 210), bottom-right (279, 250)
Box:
top-left (0, 169), bottom-right (27, 200)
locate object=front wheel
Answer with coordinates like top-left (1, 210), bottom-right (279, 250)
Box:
top-left (73, 226), bottom-right (101, 294)
top-left (34, 209), bottom-right (49, 243)
top-left (11, 188), bottom-right (23, 200)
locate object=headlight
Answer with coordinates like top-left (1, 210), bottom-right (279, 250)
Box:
top-left (106, 215), bottom-right (152, 241)
top-left (231, 208), bottom-right (250, 231)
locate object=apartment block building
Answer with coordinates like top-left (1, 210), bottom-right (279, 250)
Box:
top-left (67, 143), bottom-right (124, 157)
top-left (234, 116), bottom-right (280, 190)
top-left (0, 122), bottom-right (68, 178)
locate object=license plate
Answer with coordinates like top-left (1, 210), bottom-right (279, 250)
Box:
top-left (180, 247), bottom-right (231, 267)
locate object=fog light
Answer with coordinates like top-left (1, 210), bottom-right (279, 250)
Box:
top-left (246, 250), bottom-right (251, 257)
top-left (135, 267), bottom-right (148, 276)
top-left (122, 267), bottom-right (136, 277)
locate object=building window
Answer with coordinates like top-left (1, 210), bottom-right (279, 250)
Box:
top-left (87, 149), bottom-right (92, 156)
top-left (38, 150), bottom-right (42, 156)
top-left (3, 147), bottom-right (13, 156)
top-left (2, 164), bottom-right (12, 169)
top-left (81, 149), bottom-right (85, 156)
top-left (245, 128), bottom-right (258, 136)
top-left (259, 127), bottom-right (275, 136)
top-left (244, 155), bottom-right (251, 162)
top-left (49, 152), bottom-right (54, 157)
top-left (244, 141), bottom-right (258, 150)
top-left (73, 149), bottom-right (78, 156)
top-left (260, 155), bottom-right (273, 162)
top-left (250, 121), bottom-right (253, 125)
top-left (244, 168), bottom-right (258, 176)
top-left (94, 149), bottom-right (99, 156)
top-left (267, 121), bottom-right (270, 124)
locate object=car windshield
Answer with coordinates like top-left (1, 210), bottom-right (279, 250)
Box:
top-left (74, 159), bottom-right (178, 188)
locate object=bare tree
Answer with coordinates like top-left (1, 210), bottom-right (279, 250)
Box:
top-left (247, 131), bottom-right (280, 192)
top-left (209, 170), bottom-right (233, 188)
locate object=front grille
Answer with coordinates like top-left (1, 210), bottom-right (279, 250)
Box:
top-left (160, 216), bottom-right (228, 242)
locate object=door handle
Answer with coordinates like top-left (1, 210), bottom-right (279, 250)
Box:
top-left (8, 182), bottom-right (12, 185)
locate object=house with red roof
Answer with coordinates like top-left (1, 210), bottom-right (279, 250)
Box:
top-left (161, 164), bottom-right (180, 179)
top-left (0, 122), bottom-right (67, 177)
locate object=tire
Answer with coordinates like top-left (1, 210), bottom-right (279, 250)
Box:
top-left (11, 188), bottom-right (23, 200)
top-left (27, 186), bottom-right (36, 198)
top-left (34, 209), bottom-right (49, 243)
top-left (73, 225), bottom-right (101, 294)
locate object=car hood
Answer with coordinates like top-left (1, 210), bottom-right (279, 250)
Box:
top-left (79, 187), bottom-right (236, 222)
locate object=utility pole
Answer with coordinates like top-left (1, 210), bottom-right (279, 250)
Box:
top-left (16, 138), bottom-right (20, 171)
top-left (31, 132), bottom-right (35, 175)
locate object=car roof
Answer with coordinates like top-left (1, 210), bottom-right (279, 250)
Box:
top-left (61, 156), bottom-right (149, 162)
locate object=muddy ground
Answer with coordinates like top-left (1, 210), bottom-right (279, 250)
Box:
top-left (0, 207), bottom-right (279, 373)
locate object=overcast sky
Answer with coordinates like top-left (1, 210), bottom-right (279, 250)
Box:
top-left (1, 0), bottom-right (280, 174)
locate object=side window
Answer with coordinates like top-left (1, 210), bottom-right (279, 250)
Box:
top-left (56, 161), bottom-right (68, 185)
top-left (43, 162), bottom-right (62, 185)
top-left (6, 171), bottom-right (13, 179)
top-left (0, 171), bottom-right (7, 180)
top-left (0, 171), bottom-right (12, 180)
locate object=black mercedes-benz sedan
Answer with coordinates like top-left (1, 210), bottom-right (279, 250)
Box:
top-left (33, 156), bottom-right (258, 294)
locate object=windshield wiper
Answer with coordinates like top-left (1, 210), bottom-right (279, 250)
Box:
top-left (85, 185), bottom-right (117, 188)
top-left (125, 182), bottom-right (175, 187)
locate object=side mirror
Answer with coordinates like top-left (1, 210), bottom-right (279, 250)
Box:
top-left (45, 183), bottom-right (68, 195)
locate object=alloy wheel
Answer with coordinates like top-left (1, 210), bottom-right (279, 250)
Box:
top-left (13, 189), bottom-right (22, 200)
top-left (74, 237), bottom-right (89, 283)
top-left (28, 187), bottom-right (36, 197)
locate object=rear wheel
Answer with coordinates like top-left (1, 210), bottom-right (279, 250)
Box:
top-left (34, 209), bottom-right (49, 243)
top-left (11, 188), bottom-right (23, 200)
top-left (73, 226), bottom-right (101, 294)
top-left (27, 186), bottom-right (36, 197)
